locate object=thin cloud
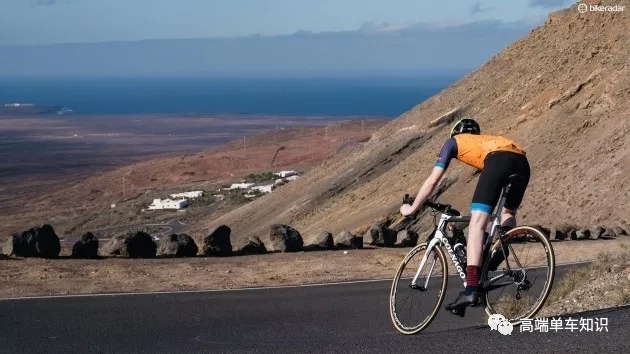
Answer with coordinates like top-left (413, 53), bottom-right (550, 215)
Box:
top-left (35, 0), bottom-right (72, 7)
top-left (36, 0), bottom-right (72, 5)
top-left (527, 0), bottom-right (572, 9)
top-left (469, 2), bottom-right (494, 15)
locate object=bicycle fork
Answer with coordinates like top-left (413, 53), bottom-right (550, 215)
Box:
top-left (410, 238), bottom-right (443, 291)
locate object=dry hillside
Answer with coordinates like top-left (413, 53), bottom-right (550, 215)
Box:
top-left (0, 119), bottom-right (385, 237)
top-left (192, 0), bottom-right (630, 248)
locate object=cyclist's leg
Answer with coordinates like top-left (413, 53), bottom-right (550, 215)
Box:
top-left (446, 154), bottom-right (504, 311)
top-left (488, 153), bottom-right (531, 271)
top-left (467, 211), bottom-right (490, 267)
top-left (501, 153), bottom-right (531, 229)
top-left (467, 152), bottom-right (507, 269)
top-left (501, 208), bottom-right (517, 229)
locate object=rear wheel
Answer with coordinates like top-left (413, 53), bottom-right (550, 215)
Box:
top-left (390, 242), bottom-right (448, 335)
top-left (480, 226), bottom-right (555, 325)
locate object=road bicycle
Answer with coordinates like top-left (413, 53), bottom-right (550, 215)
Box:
top-left (389, 174), bottom-right (555, 335)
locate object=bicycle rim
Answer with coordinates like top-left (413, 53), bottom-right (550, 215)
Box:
top-left (481, 226), bottom-right (555, 325)
top-left (389, 242), bottom-right (448, 335)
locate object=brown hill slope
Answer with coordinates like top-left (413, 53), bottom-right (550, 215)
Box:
top-left (192, 0), bottom-right (630, 248)
top-left (0, 119), bottom-right (385, 237)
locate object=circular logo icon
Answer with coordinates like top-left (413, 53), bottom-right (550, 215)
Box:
top-left (578, 3), bottom-right (588, 13)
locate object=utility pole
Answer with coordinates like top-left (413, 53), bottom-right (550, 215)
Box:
top-left (110, 203), bottom-right (115, 227)
top-left (243, 136), bottom-right (246, 157)
top-left (325, 126), bottom-right (328, 141)
top-left (362, 120), bottom-right (364, 132)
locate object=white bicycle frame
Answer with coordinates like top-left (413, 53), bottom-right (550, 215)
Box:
top-left (410, 191), bottom-right (509, 289)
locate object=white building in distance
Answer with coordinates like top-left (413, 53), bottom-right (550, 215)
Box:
top-left (276, 175), bottom-right (300, 183)
top-left (170, 191), bottom-right (204, 199)
top-left (230, 183), bottom-right (255, 189)
top-left (275, 171), bottom-right (297, 178)
top-left (251, 184), bottom-right (275, 193)
top-left (148, 198), bottom-right (188, 210)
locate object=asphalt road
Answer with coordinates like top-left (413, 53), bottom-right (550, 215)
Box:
top-left (0, 262), bottom-right (626, 353)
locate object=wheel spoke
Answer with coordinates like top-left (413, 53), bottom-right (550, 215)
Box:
top-left (389, 243), bottom-right (448, 335)
top-left (481, 226), bottom-right (555, 325)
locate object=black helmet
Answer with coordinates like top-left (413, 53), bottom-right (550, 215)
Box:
top-left (450, 118), bottom-right (480, 138)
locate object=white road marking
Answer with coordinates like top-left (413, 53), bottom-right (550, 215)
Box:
top-left (0, 260), bottom-right (592, 301)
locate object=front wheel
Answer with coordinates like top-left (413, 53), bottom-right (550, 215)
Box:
top-left (480, 226), bottom-right (555, 325)
top-left (389, 242), bottom-right (448, 335)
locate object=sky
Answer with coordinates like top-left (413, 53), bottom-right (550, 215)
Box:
top-left (0, 0), bottom-right (575, 45)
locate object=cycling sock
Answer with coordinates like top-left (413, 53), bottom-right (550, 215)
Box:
top-left (465, 266), bottom-right (480, 293)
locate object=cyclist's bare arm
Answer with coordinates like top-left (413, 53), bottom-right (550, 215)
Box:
top-left (400, 166), bottom-right (445, 215)
top-left (401, 139), bottom-right (454, 215)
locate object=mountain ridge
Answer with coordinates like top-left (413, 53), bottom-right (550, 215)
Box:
top-left (190, 0), bottom-right (630, 247)
top-left (0, 20), bottom-right (534, 77)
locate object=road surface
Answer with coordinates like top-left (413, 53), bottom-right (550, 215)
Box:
top-left (0, 262), bottom-right (625, 353)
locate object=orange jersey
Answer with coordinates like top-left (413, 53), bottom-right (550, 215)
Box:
top-left (436, 134), bottom-right (526, 170)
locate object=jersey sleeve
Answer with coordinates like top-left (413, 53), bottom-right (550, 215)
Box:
top-left (435, 138), bottom-right (457, 170)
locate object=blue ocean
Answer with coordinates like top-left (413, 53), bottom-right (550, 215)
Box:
top-left (0, 75), bottom-right (460, 117)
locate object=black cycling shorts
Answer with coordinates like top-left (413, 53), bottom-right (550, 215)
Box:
top-left (470, 151), bottom-right (530, 214)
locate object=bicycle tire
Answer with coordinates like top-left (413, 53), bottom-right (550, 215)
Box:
top-left (389, 242), bottom-right (448, 335)
top-left (480, 226), bottom-right (555, 325)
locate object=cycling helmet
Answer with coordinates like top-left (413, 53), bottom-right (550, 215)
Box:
top-left (450, 118), bottom-right (481, 138)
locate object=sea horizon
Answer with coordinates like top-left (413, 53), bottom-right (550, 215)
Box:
top-left (0, 74), bottom-right (462, 118)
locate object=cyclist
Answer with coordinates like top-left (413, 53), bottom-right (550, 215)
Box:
top-left (399, 118), bottom-right (530, 313)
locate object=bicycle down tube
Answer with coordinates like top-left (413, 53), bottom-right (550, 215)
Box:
top-left (410, 178), bottom-right (513, 290)
top-left (411, 213), bottom-right (471, 287)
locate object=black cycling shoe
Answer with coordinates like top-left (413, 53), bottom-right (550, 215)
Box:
top-left (449, 307), bottom-right (466, 318)
top-left (445, 290), bottom-right (480, 313)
